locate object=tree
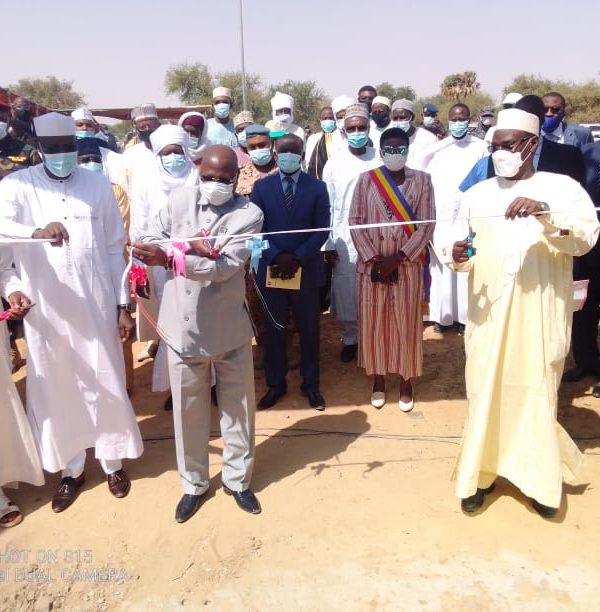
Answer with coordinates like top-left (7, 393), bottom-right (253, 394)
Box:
top-left (375, 82), bottom-right (417, 102)
top-left (164, 62), bottom-right (213, 105)
top-left (267, 80), bottom-right (326, 130)
top-left (441, 71), bottom-right (480, 102)
top-left (8, 75), bottom-right (85, 109)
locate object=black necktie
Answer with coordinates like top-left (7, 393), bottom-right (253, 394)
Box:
top-left (284, 176), bottom-right (294, 212)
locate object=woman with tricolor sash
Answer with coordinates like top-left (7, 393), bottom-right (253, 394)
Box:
top-left (350, 128), bottom-right (435, 412)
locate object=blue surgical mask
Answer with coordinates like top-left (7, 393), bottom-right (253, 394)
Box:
top-left (214, 103), bottom-right (230, 119)
top-left (542, 116), bottom-right (562, 133)
top-left (448, 120), bottom-right (469, 139)
top-left (250, 147), bottom-right (273, 167)
top-left (42, 152), bottom-right (78, 178)
top-left (161, 153), bottom-right (188, 176)
top-left (0, 121), bottom-right (8, 139)
top-left (320, 119), bottom-right (336, 133)
top-left (346, 131), bottom-right (369, 149)
top-left (237, 130), bottom-right (247, 148)
top-left (276, 151), bottom-right (302, 174)
top-left (76, 129), bottom-right (96, 139)
top-left (80, 161), bottom-right (103, 173)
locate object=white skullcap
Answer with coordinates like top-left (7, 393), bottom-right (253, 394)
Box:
top-left (150, 124), bottom-right (190, 155)
top-left (502, 92), bottom-right (523, 106)
top-left (495, 109), bottom-right (539, 136)
top-left (71, 108), bottom-right (95, 122)
top-left (331, 95), bottom-right (354, 116)
top-left (34, 112), bottom-right (76, 137)
top-left (372, 96), bottom-right (391, 108)
top-left (271, 91), bottom-right (294, 112)
top-left (392, 99), bottom-right (415, 114)
top-left (212, 86), bottom-right (232, 99)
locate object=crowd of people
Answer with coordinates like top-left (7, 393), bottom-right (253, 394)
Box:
top-left (0, 83), bottom-right (599, 528)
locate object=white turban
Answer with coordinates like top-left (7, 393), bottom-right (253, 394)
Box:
top-left (150, 124), bottom-right (190, 155)
top-left (496, 109), bottom-right (539, 136)
top-left (271, 91), bottom-right (294, 112)
top-left (71, 108), bottom-right (95, 122)
top-left (34, 112), bottom-right (75, 137)
top-left (331, 95), bottom-right (354, 116)
top-left (372, 96), bottom-right (391, 109)
top-left (212, 86), bottom-right (232, 100)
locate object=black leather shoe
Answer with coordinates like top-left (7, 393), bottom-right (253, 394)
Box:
top-left (164, 395), bottom-right (173, 411)
top-left (593, 382), bottom-right (600, 398)
top-left (257, 388), bottom-right (286, 410)
top-left (52, 474), bottom-right (86, 513)
top-left (223, 486), bottom-right (261, 514)
top-left (461, 483), bottom-right (495, 513)
top-left (532, 499), bottom-right (558, 519)
top-left (562, 366), bottom-right (597, 382)
top-left (303, 389), bottom-right (325, 411)
top-left (340, 343), bottom-right (357, 362)
top-left (175, 493), bottom-right (205, 523)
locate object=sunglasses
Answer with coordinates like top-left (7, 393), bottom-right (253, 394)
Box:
top-left (381, 145), bottom-right (408, 156)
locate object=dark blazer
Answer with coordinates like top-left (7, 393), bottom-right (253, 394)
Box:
top-left (250, 171), bottom-right (331, 289)
top-left (484, 138), bottom-right (586, 186)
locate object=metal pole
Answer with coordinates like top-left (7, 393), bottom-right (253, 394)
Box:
top-left (239, 0), bottom-right (248, 111)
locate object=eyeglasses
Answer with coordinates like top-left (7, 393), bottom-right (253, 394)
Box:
top-left (544, 106), bottom-right (562, 114)
top-left (381, 145), bottom-right (408, 155)
top-left (200, 175), bottom-right (236, 185)
top-left (487, 136), bottom-right (533, 154)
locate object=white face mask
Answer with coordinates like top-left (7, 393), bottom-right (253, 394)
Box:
top-left (491, 139), bottom-right (534, 178)
top-left (199, 181), bottom-right (234, 206)
top-left (381, 152), bottom-right (408, 172)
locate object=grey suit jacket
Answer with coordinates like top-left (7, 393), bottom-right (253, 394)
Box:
top-left (141, 188), bottom-right (264, 358)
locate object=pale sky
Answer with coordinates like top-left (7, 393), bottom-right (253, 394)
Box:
top-left (4, 0), bottom-right (599, 111)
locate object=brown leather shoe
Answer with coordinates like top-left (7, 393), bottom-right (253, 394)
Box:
top-left (52, 474), bottom-right (86, 513)
top-left (107, 469), bottom-right (130, 498)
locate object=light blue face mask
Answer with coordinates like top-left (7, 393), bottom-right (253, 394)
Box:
top-left (320, 119), bottom-right (336, 133)
top-left (75, 129), bottom-right (96, 139)
top-left (346, 131), bottom-right (369, 149)
top-left (237, 130), bottom-right (247, 148)
top-left (43, 152), bottom-right (78, 178)
top-left (250, 147), bottom-right (273, 167)
top-left (214, 103), bottom-right (230, 119)
top-left (161, 153), bottom-right (188, 176)
top-left (276, 151), bottom-right (302, 174)
top-left (188, 136), bottom-right (200, 149)
top-left (0, 121), bottom-right (8, 140)
top-left (448, 120), bottom-right (470, 138)
top-left (80, 161), bottom-right (103, 173)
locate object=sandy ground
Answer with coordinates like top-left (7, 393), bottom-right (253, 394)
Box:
top-left (1, 314), bottom-right (600, 612)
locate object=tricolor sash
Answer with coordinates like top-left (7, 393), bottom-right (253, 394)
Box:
top-left (368, 165), bottom-right (431, 300)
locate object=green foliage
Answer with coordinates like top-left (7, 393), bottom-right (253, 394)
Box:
top-left (8, 75), bottom-right (85, 109)
top-left (375, 82), bottom-right (417, 102)
top-left (267, 80), bottom-right (327, 130)
top-left (164, 62), bottom-right (212, 105)
top-left (502, 74), bottom-right (600, 122)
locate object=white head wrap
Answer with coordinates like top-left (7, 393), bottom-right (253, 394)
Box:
top-left (392, 99), bottom-right (415, 115)
top-left (495, 109), bottom-right (539, 136)
top-left (331, 95), bottom-right (354, 116)
top-left (34, 112), bottom-right (76, 137)
top-left (372, 96), bottom-right (391, 109)
top-left (177, 111), bottom-right (210, 161)
top-left (71, 108), bottom-right (95, 122)
top-left (212, 86), bottom-right (232, 100)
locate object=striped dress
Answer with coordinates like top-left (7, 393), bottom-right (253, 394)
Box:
top-left (349, 168), bottom-right (435, 377)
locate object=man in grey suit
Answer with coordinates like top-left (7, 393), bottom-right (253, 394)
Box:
top-left (133, 145), bottom-right (264, 523)
top-left (541, 92), bottom-right (593, 150)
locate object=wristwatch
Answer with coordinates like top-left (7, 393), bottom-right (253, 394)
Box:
top-left (118, 303), bottom-right (135, 313)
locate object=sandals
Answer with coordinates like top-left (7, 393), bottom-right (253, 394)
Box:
top-left (0, 501), bottom-right (23, 528)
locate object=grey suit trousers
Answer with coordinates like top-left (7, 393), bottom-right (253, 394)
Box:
top-left (168, 342), bottom-right (256, 495)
